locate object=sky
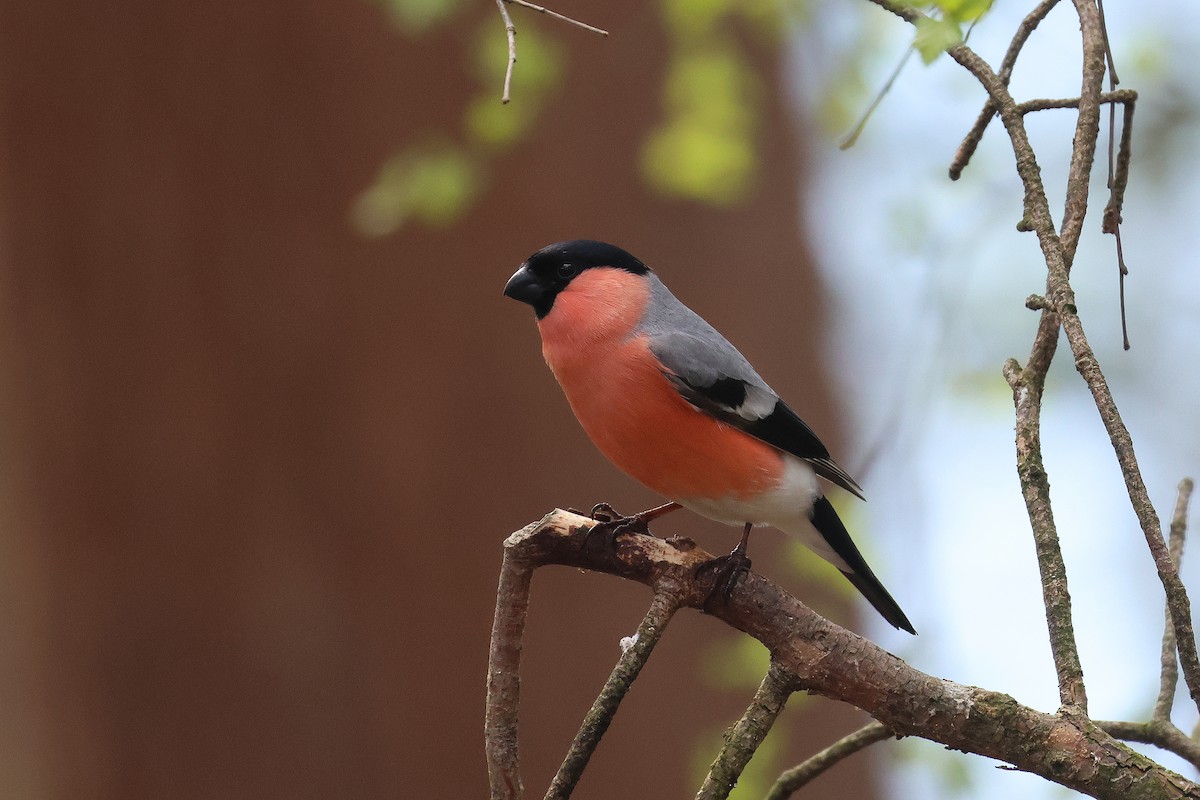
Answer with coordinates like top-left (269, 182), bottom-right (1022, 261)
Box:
top-left (790, 1), bottom-right (1200, 795)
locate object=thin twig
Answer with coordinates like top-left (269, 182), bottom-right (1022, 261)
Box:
top-left (1015, 89), bottom-right (1137, 114)
top-left (840, 46), bottom-right (915, 150)
top-left (1103, 99), bottom-right (1137, 349)
top-left (949, 0), bottom-right (1062, 179)
top-left (1096, 0), bottom-right (1120, 86)
top-left (1102, 99), bottom-right (1136, 234)
top-left (496, 0), bottom-right (517, 104)
top-left (767, 722), bottom-right (893, 800)
top-left (695, 663), bottom-right (794, 800)
top-left (545, 590), bottom-right (682, 800)
top-left (1155, 479), bottom-right (1196, 719)
top-left (1004, 357), bottom-right (1088, 711)
top-left (1057, 0), bottom-right (1107, 262)
top-left (486, 522), bottom-right (541, 800)
top-left (505, 0), bottom-right (609, 36)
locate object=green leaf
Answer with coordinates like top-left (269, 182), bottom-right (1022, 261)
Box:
top-left (661, 0), bottom-right (736, 40)
top-left (466, 92), bottom-right (535, 147)
top-left (701, 636), bottom-right (772, 690)
top-left (934, 0), bottom-right (993, 23)
top-left (350, 144), bottom-right (482, 236)
top-left (373, 0), bottom-right (465, 33)
top-left (641, 44), bottom-right (760, 204)
top-left (913, 16), bottom-right (962, 63)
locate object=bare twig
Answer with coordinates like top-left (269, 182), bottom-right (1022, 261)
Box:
top-left (1015, 89), bottom-right (1137, 115)
top-left (486, 521), bottom-right (541, 800)
top-left (1096, 0), bottom-right (1120, 86)
top-left (949, 0), bottom-right (1062, 179)
top-left (496, 0), bottom-right (517, 104)
top-left (1103, 98), bottom-right (1137, 349)
top-left (493, 0), bottom-right (607, 104)
top-left (505, 0), bottom-right (609, 36)
top-left (695, 663), bottom-right (794, 800)
top-left (1003, 356), bottom-right (1088, 711)
top-left (545, 590), bottom-right (682, 800)
top-left (1155, 479), bottom-right (1195, 719)
top-left (840, 46), bottom-right (915, 150)
top-left (767, 721), bottom-right (893, 800)
top-left (1102, 99), bottom-right (1137, 234)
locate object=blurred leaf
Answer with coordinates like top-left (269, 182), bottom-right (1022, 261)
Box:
top-left (372, 0), bottom-right (465, 33)
top-left (642, 44), bottom-right (760, 204)
top-left (934, 0), bottom-right (993, 23)
top-left (466, 92), bottom-right (535, 146)
top-left (702, 635), bottom-right (772, 690)
top-left (913, 16), bottom-right (961, 63)
top-left (643, 123), bottom-right (756, 204)
top-left (662, 0), bottom-right (736, 40)
top-left (350, 144), bottom-right (482, 236)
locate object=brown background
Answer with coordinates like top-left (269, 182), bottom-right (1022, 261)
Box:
top-left (0, 1), bottom-right (883, 797)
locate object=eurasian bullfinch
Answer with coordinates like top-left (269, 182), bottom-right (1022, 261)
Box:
top-left (504, 240), bottom-right (914, 634)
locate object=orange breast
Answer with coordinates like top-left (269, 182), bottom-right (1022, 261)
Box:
top-left (535, 267), bottom-right (784, 501)
top-left (546, 333), bottom-right (785, 502)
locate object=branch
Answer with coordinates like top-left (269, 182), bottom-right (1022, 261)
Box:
top-left (1015, 90), bottom-right (1137, 115)
top-left (486, 521), bottom-right (539, 800)
top-left (695, 663), bottom-right (794, 800)
top-left (766, 722), bottom-right (893, 800)
top-left (485, 511), bottom-right (1200, 800)
top-left (1003, 356), bottom-right (1088, 711)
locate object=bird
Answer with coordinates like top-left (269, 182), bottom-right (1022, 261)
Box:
top-left (504, 239), bottom-right (915, 634)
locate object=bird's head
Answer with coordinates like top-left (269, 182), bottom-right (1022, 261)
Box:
top-left (504, 240), bottom-right (649, 319)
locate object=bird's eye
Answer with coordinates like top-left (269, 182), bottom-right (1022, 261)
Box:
top-left (557, 262), bottom-right (577, 279)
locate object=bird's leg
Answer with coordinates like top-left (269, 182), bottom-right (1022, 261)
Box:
top-left (581, 501), bottom-right (682, 560)
top-left (699, 522), bottom-right (754, 607)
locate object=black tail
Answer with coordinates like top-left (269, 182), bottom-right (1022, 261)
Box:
top-left (810, 496), bottom-right (916, 634)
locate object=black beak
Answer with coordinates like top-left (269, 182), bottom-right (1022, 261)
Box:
top-left (503, 264), bottom-right (544, 306)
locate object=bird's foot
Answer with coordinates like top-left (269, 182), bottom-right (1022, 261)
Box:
top-left (697, 548), bottom-right (753, 609)
top-left (587, 502), bottom-right (652, 531)
top-left (577, 503), bottom-right (651, 568)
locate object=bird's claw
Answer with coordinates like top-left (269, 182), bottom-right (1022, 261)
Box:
top-left (697, 549), bottom-right (753, 609)
top-left (579, 503), bottom-right (654, 570)
top-left (589, 502), bottom-right (622, 523)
